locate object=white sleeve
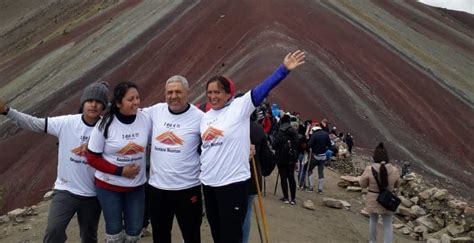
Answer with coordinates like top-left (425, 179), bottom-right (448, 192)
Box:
top-left (47, 115), bottom-right (72, 137)
top-left (231, 91), bottom-right (256, 120)
top-left (6, 108), bottom-right (47, 134)
top-left (87, 124), bottom-right (105, 153)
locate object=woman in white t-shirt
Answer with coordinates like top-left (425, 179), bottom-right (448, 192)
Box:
top-left (199, 50), bottom-right (305, 243)
top-left (86, 82), bottom-right (151, 243)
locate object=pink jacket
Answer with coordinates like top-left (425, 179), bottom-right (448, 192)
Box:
top-left (359, 163), bottom-right (400, 215)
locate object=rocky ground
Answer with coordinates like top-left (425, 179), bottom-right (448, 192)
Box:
top-left (0, 149), bottom-right (473, 242)
top-left (0, 149), bottom-right (420, 243)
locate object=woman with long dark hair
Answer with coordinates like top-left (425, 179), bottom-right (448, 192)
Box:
top-left (359, 143), bottom-right (400, 243)
top-left (199, 50), bottom-right (305, 243)
top-left (86, 82), bottom-right (151, 243)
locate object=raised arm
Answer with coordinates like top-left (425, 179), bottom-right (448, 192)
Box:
top-left (251, 50), bottom-right (305, 106)
top-left (1, 100), bottom-right (46, 133)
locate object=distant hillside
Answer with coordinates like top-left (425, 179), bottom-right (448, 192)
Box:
top-left (0, 0), bottom-right (472, 214)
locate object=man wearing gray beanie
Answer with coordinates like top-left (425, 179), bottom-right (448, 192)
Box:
top-left (0, 81), bottom-right (109, 243)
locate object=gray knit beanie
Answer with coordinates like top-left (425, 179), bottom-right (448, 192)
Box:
top-left (80, 81), bottom-right (109, 107)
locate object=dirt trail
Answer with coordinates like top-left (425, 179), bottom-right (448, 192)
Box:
top-left (0, 156), bottom-right (416, 243)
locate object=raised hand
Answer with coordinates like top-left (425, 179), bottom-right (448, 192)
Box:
top-left (283, 50), bottom-right (305, 71)
top-left (122, 163), bottom-right (140, 179)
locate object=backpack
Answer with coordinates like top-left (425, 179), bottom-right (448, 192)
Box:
top-left (260, 139), bottom-right (276, 177)
top-left (274, 129), bottom-right (296, 165)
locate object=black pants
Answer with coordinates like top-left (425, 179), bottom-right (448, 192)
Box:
top-left (278, 163), bottom-right (296, 201)
top-left (203, 181), bottom-right (248, 243)
top-left (149, 185), bottom-right (203, 243)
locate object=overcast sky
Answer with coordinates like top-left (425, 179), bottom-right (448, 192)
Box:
top-left (418, 0), bottom-right (474, 14)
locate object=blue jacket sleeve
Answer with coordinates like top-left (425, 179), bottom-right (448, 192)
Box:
top-left (251, 64), bottom-right (290, 106)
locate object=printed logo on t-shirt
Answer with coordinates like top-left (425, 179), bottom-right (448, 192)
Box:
top-left (71, 144), bottom-right (88, 157)
top-left (116, 142), bottom-right (145, 155)
top-left (201, 126), bottom-right (224, 141)
top-left (155, 131), bottom-right (184, 145)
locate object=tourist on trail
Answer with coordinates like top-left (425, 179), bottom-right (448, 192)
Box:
top-left (273, 114), bottom-right (299, 204)
top-left (359, 143), bottom-right (400, 243)
top-left (271, 103), bottom-right (281, 123)
top-left (199, 50), bottom-right (305, 243)
top-left (320, 118), bottom-right (330, 132)
top-left (262, 110), bottom-right (272, 134)
top-left (1, 82), bottom-right (108, 243)
top-left (143, 75), bottom-right (204, 243)
top-left (308, 125), bottom-right (331, 194)
top-left (242, 109), bottom-right (266, 243)
top-left (86, 82), bottom-right (151, 243)
top-left (297, 130), bottom-right (309, 189)
top-left (344, 133), bottom-right (354, 154)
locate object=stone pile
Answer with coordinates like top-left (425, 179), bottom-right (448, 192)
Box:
top-left (338, 172), bottom-right (473, 242)
top-left (0, 206), bottom-right (38, 226)
top-left (397, 173), bottom-right (473, 242)
top-left (328, 156), bottom-right (363, 176)
top-left (0, 191), bottom-right (52, 236)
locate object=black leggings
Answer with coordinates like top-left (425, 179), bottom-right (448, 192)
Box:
top-left (203, 181), bottom-right (249, 243)
top-left (149, 185), bottom-right (203, 243)
top-left (278, 163), bottom-right (296, 200)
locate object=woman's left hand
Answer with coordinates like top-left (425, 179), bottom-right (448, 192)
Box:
top-left (283, 50), bottom-right (305, 71)
top-left (249, 144), bottom-right (256, 159)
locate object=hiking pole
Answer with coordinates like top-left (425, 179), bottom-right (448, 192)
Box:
top-left (273, 171), bottom-right (279, 195)
top-left (253, 200), bottom-right (264, 243)
top-left (263, 177), bottom-right (266, 197)
top-left (252, 157), bottom-right (270, 243)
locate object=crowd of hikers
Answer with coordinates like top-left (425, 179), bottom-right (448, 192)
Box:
top-left (0, 49), bottom-right (400, 243)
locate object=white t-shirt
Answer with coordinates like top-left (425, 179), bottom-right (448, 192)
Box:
top-left (88, 110), bottom-right (151, 187)
top-left (200, 91), bottom-right (256, 186)
top-left (144, 104), bottom-right (203, 190)
top-left (47, 114), bottom-right (97, 196)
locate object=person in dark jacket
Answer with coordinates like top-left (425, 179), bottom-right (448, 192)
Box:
top-left (242, 110), bottom-right (266, 243)
top-left (273, 114), bottom-right (299, 204)
top-left (308, 125), bottom-right (332, 194)
top-left (345, 133), bottom-right (354, 154)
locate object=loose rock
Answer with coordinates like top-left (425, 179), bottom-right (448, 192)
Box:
top-left (346, 186), bottom-right (362, 192)
top-left (43, 191), bottom-right (54, 201)
top-left (417, 215), bottom-right (443, 232)
top-left (7, 208), bottom-right (26, 219)
top-left (303, 200), bottom-right (315, 210)
top-left (433, 189), bottom-right (448, 200)
top-left (322, 198), bottom-right (344, 209)
top-left (0, 215), bottom-right (10, 224)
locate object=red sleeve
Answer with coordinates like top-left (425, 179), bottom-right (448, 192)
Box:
top-left (86, 150), bottom-right (121, 175)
